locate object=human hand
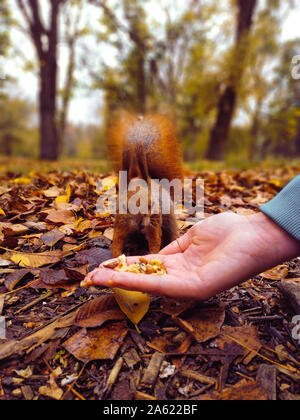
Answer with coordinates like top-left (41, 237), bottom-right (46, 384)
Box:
top-left (81, 212), bottom-right (300, 300)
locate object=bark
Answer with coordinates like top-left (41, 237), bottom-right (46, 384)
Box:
top-left (136, 49), bottom-right (146, 114)
top-left (205, 0), bottom-right (257, 161)
top-left (58, 38), bottom-right (75, 155)
top-left (17, 0), bottom-right (61, 161)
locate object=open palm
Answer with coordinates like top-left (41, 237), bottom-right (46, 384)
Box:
top-left (82, 212), bottom-right (300, 300)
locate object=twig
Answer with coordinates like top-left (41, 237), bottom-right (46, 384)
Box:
top-left (61, 364), bottom-right (86, 400)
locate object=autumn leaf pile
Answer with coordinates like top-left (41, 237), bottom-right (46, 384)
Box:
top-left (0, 165), bottom-right (299, 401)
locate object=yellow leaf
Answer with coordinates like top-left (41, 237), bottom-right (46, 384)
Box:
top-left (3, 250), bottom-right (62, 268)
top-left (0, 208), bottom-right (6, 216)
top-left (269, 179), bottom-right (281, 188)
top-left (113, 287), bottom-right (151, 326)
top-left (95, 212), bottom-right (111, 218)
top-left (55, 184), bottom-right (72, 204)
top-left (74, 218), bottom-right (92, 232)
top-left (13, 177), bottom-right (31, 185)
top-left (74, 217), bottom-right (85, 229)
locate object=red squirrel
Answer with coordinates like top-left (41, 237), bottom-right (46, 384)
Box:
top-left (108, 111), bottom-right (183, 258)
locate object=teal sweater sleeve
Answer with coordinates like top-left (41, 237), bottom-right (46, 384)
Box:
top-left (260, 175), bottom-right (300, 242)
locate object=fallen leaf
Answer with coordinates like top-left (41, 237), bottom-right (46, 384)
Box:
top-left (113, 288), bottom-right (151, 326)
top-left (216, 325), bottom-right (262, 364)
top-left (13, 177), bottom-right (31, 185)
top-left (103, 227), bottom-right (114, 241)
top-left (261, 265), bottom-right (289, 280)
top-left (4, 268), bottom-right (31, 291)
top-left (44, 209), bottom-right (75, 225)
top-left (43, 186), bottom-right (62, 198)
top-left (179, 306), bottom-right (225, 343)
top-left (15, 366), bottom-right (33, 378)
top-left (198, 379), bottom-right (268, 400)
top-left (41, 229), bottom-right (65, 247)
top-left (39, 374), bottom-right (63, 400)
top-left (63, 321), bottom-right (128, 362)
top-left (160, 297), bottom-right (196, 316)
top-left (55, 184), bottom-right (72, 204)
top-left (0, 222), bottom-right (29, 237)
top-left (2, 250), bottom-right (62, 268)
top-left (74, 294), bottom-right (125, 328)
top-left (39, 268), bottom-right (70, 287)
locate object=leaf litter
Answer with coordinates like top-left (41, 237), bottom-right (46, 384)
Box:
top-left (0, 167), bottom-right (299, 400)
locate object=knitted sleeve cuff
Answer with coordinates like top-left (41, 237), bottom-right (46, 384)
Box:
top-left (260, 175), bottom-right (300, 242)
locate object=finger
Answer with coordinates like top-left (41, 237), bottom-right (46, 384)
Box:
top-left (81, 266), bottom-right (177, 297)
top-left (160, 229), bottom-right (193, 255)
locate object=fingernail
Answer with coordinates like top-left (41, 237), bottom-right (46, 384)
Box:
top-left (102, 259), bottom-right (118, 269)
top-left (80, 276), bottom-right (93, 287)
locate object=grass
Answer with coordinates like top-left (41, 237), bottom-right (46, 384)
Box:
top-left (0, 155), bottom-right (300, 176)
top-left (0, 157), bottom-right (110, 175)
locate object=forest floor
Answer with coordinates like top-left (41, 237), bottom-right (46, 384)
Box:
top-left (0, 162), bottom-right (299, 400)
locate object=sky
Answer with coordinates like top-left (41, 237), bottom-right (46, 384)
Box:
top-left (2, 1), bottom-right (300, 126)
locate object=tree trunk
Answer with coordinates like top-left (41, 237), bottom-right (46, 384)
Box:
top-left (205, 86), bottom-right (236, 160)
top-left (3, 134), bottom-right (12, 156)
top-left (39, 63), bottom-right (58, 160)
top-left (16, 0), bottom-right (61, 161)
top-left (205, 0), bottom-right (257, 161)
top-left (58, 38), bottom-right (75, 155)
top-left (136, 48), bottom-right (146, 114)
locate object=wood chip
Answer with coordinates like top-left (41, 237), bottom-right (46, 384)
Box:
top-left (123, 348), bottom-right (141, 369)
top-left (277, 281), bottom-right (300, 313)
top-left (141, 352), bottom-right (165, 388)
top-left (180, 369), bottom-right (216, 385)
top-left (135, 391), bottom-right (157, 400)
top-left (256, 364), bottom-right (277, 401)
top-left (104, 356), bottom-right (123, 396)
top-left (21, 385), bottom-right (34, 400)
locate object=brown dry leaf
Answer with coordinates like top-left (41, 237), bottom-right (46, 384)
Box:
top-left (179, 306), bottom-right (225, 343)
top-left (75, 247), bottom-right (112, 266)
top-left (160, 297), bottom-right (196, 317)
top-left (44, 209), bottom-right (75, 225)
top-left (261, 264), bottom-right (289, 280)
top-left (41, 229), bottom-right (65, 247)
top-left (43, 186), bottom-right (62, 198)
top-left (63, 265), bottom-right (89, 282)
top-left (216, 325), bottom-right (262, 365)
top-left (103, 227), bottom-right (114, 241)
top-left (4, 268), bottom-right (31, 291)
top-left (38, 373), bottom-right (63, 400)
top-left (74, 294), bottom-right (125, 328)
top-left (74, 218), bottom-right (92, 233)
top-left (0, 222), bottom-right (29, 237)
top-left (198, 379), bottom-right (268, 400)
top-left (38, 268), bottom-right (69, 287)
top-left (3, 250), bottom-right (62, 268)
top-left (63, 321), bottom-right (129, 362)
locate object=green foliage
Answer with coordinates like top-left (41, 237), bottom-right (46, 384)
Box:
top-left (1, 0), bottom-right (299, 163)
top-left (0, 95), bottom-right (38, 157)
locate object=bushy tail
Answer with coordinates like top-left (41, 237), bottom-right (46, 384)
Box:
top-left (108, 111), bottom-right (150, 182)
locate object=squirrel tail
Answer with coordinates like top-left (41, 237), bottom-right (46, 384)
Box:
top-left (108, 111), bottom-right (150, 182)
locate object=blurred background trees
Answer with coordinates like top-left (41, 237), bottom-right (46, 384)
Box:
top-left (0, 0), bottom-right (299, 165)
